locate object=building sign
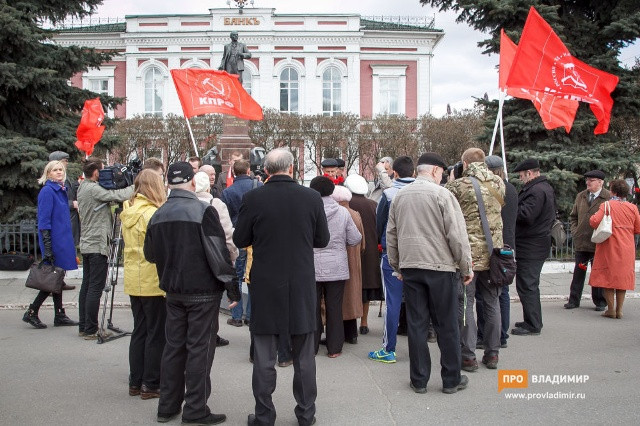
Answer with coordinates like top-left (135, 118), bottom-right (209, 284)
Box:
top-left (224, 17), bottom-right (260, 25)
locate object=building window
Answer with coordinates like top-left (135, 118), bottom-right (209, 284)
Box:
top-left (322, 66), bottom-right (342, 116)
top-left (144, 66), bottom-right (164, 117)
top-left (280, 67), bottom-right (299, 113)
top-left (89, 79), bottom-right (109, 95)
top-left (379, 77), bottom-right (400, 115)
top-left (242, 69), bottom-right (252, 95)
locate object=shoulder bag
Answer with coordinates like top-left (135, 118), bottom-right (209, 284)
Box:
top-left (591, 201), bottom-right (612, 244)
top-left (470, 177), bottom-right (517, 287)
top-left (25, 262), bottom-right (65, 294)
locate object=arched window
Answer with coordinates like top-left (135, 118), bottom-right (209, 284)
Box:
top-left (322, 66), bottom-right (342, 116)
top-left (280, 67), bottom-right (299, 113)
top-left (242, 68), bottom-right (253, 95)
top-left (144, 66), bottom-right (164, 117)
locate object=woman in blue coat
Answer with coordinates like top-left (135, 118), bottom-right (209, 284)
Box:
top-left (22, 160), bottom-right (78, 328)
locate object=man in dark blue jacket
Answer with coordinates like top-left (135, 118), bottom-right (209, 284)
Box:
top-left (221, 159), bottom-right (263, 327)
top-left (144, 162), bottom-right (240, 425)
top-left (511, 159), bottom-right (556, 336)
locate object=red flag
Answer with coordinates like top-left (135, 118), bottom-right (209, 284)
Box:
top-left (75, 98), bottom-right (105, 156)
top-left (226, 166), bottom-right (234, 188)
top-left (500, 29), bottom-right (578, 132)
top-left (506, 7), bottom-right (619, 134)
top-left (170, 69), bottom-right (263, 121)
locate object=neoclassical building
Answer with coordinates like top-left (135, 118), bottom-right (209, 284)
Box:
top-left (55, 6), bottom-right (444, 120)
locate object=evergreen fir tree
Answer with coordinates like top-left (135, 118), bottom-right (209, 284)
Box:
top-left (421, 0), bottom-right (640, 216)
top-left (0, 0), bottom-right (119, 221)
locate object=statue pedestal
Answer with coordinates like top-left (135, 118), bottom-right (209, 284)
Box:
top-left (218, 115), bottom-right (254, 172)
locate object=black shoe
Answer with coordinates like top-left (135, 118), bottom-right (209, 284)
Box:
top-left (54, 309), bottom-right (79, 327)
top-left (157, 409), bottom-right (181, 423)
top-left (345, 337), bottom-right (358, 344)
top-left (500, 341), bottom-right (508, 348)
top-left (397, 327), bottom-right (407, 336)
top-left (278, 359), bottom-right (293, 368)
top-left (564, 302), bottom-right (579, 309)
top-left (476, 341), bottom-right (484, 350)
top-left (410, 382), bottom-right (427, 394)
top-left (319, 338), bottom-right (327, 346)
top-left (427, 331), bottom-right (437, 343)
top-left (216, 335), bottom-right (229, 347)
top-left (62, 284), bottom-right (76, 290)
top-left (249, 414), bottom-right (315, 426)
top-left (359, 325), bottom-right (369, 335)
top-left (129, 385), bottom-right (141, 396)
top-left (514, 321), bottom-right (526, 328)
top-left (226, 318), bottom-right (243, 327)
top-left (443, 375), bottom-right (469, 394)
top-left (182, 413), bottom-right (226, 425)
top-left (22, 308), bottom-right (47, 329)
top-left (244, 319), bottom-right (250, 326)
top-left (594, 305), bottom-right (606, 312)
top-left (511, 326), bottom-right (540, 336)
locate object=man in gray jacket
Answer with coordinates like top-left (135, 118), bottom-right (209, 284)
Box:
top-left (387, 152), bottom-right (473, 394)
top-left (77, 158), bottom-right (134, 339)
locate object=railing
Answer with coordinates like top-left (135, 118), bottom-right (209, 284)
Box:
top-left (0, 221), bottom-right (40, 259)
top-left (361, 15), bottom-right (436, 29)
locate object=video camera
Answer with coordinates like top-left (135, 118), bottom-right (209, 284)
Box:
top-left (447, 161), bottom-right (464, 180)
top-left (98, 159), bottom-right (142, 190)
top-left (202, 146), bottom-right (222, 175)
top-left (250, 147), bottom-right (267, 181)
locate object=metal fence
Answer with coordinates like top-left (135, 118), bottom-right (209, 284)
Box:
top-left (0, 221), bottom-right (40, 258)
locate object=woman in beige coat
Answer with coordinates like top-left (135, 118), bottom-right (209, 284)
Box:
top-left (331, 185), bottom-right (365, 344)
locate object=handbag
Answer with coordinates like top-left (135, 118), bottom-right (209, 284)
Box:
top-left (470, 177), bottom-right (517, 287)
top-left (25, 262), bottom-right (65, 294)
top-left (591, 201), bottom-right (612, 243)
top-left (0, 252), bottom-right (35, 271)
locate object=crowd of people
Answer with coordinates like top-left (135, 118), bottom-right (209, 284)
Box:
top-left (21, 146), bottom-right (640, 424)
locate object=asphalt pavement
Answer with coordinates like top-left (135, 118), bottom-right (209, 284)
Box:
top-left (1, 263), bottom-right (639, 425)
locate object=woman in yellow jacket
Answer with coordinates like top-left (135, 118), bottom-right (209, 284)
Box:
top-left (121, 170), bottom-right (167, 400)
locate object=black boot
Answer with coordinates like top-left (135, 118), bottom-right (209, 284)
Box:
top-left (22, 306), bottom-right (47, 329)
top-left (54, 308), bottom-right (78, 327)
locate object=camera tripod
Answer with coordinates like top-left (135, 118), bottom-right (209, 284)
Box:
top-left (97, 204), bottom-right (131, 344)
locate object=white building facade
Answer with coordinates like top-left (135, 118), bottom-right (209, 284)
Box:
top-left (55, 7), bottom-right (444, 121)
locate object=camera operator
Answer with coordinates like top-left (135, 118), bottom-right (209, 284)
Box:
top-left (77, 157), bottom-right (134, 339)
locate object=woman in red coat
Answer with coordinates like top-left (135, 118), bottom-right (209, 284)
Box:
top-left (589, 179), bottom-right (640, 319)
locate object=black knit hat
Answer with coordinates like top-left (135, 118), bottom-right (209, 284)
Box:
top-left (167, 162), bottom-right (195, 184)
top-left (310, 176), bottom-right (335, 197)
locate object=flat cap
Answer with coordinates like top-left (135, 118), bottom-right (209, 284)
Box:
top-left (513, 158), bottom-right (540, 172)
top-left (167, 161), bottom-right (195, 184)
top-left (417, 152), bottom-right (447, 169)
top-left (344, 174), bottom-right (369, 195)
top-left (321, 158), bottom-right (338, 168)
top-left (584, 170), bottom-right (605, 180)
top-left (49, 151), bottom-right (69, 161)
top-left (485, 155), bottom-right (503, 169)
top-left (335, 158), bottom-right (345, 168)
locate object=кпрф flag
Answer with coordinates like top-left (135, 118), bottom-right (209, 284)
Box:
top-left (506, 7), bottom-right (619, 134)
top-left (75, 98), bottom-right (105, 156)
top-left (171, 68), bottom-right (263, 121)
top-left (500, 29), bottom-right (578, 132)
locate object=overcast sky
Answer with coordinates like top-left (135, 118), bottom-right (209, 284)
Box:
top-left (92, 0), bottom-right (639, 117)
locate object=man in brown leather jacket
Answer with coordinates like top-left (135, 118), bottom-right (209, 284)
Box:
top-left (564, 170), bottom-right (610, 310)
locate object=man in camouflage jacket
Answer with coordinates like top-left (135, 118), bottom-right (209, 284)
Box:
top-left (445, 148), bottom-right (505, 371)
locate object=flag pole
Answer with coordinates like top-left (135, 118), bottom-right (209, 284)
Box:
top-left (489, 91), bottom-right (505, 155)
top-left (499, 107), bottom-right (508, 180)
top-left (184, 117), bottom-right (200, 158)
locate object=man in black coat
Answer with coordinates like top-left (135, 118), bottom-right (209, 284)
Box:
top-left (511, 159), bottom-right (556, 336)
top-left (233, 148), bottom-right (330, 426)
top-left (144, 162), bottom-right (240, 425)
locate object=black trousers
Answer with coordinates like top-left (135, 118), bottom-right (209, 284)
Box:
top-left (515, 257), bottom-right (545, 332)
top-left (568, 251), bottom-right (606, 307)
top-left (343, 319), bottom-right (358, 341)
top-left (402, 268), bottom-right (462, 390)
top-left (79, 253), bottom-right (108, 334)
top-left (315, 280), bottom-right (345, 355)
top-left (129, 296), bottom-right (166, 389)
top-left (31, 289), bottom-right (63, 312)
top-left (252, 332), bottom-right (316, 426)
top-left (250, 332), bottom-right (292, 363)
top-left (158, 294), bottom-right (221, 421)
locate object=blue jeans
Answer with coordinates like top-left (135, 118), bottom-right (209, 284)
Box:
top-left (381, 254), bottom-right (403, 352)
top-left (230, 249), bottom-right (249, 321)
